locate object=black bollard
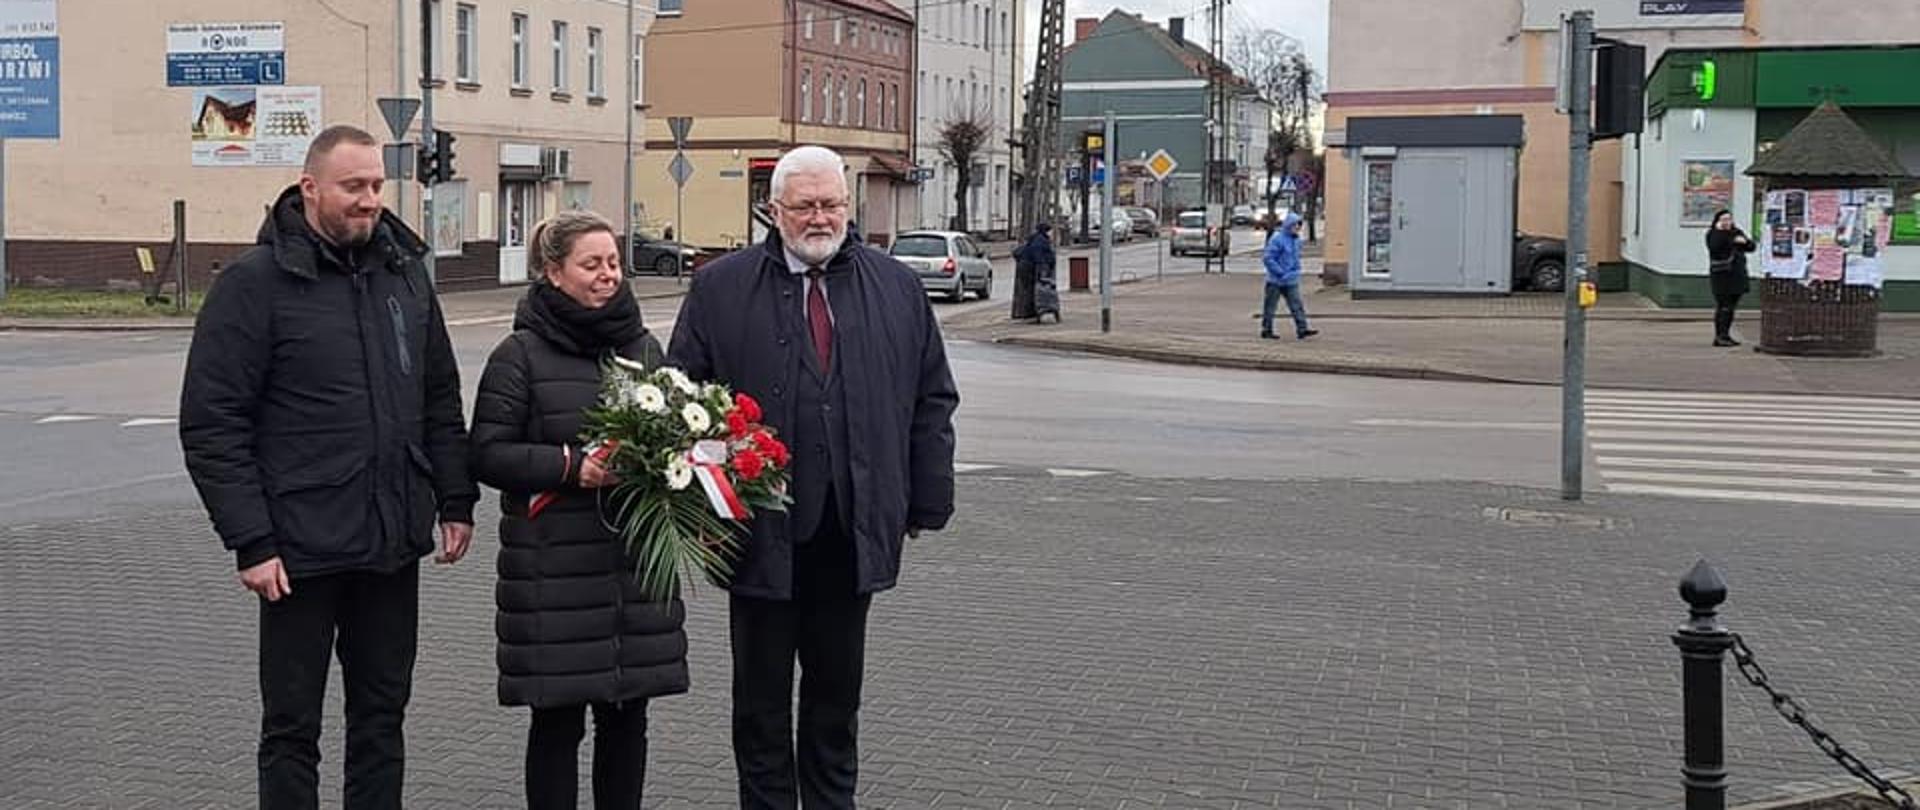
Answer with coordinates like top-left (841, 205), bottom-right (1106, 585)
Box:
top-left (1672, 559), bottom-right (1736, 810)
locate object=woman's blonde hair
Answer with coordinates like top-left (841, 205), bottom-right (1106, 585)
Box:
top-left (528, 209), bottom-right (618, 280)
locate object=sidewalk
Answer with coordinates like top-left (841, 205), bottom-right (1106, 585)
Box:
top-left (940, 273), bottom-right (1920, 398)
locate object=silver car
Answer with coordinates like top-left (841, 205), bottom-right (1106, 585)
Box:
top-left (889, 230), bottom-right (994, 302)
top-left (1169, 210), bottom-right (1228, 257)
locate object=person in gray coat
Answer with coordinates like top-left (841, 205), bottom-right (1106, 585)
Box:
top-left (470, 210), bottom-right (689, 810)
top-left (669, 145), bottom-right (958, 808)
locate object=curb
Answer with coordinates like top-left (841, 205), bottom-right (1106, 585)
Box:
top-left (982, 334), bottom-right (1920, 399)
top-left (992, 334), bottom-right (1546, 386)
top-left (0, 319), bottom-right (196, 332)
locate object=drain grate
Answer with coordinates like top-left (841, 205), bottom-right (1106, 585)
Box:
top-left (1482, 506), bottom-right (1627, 531)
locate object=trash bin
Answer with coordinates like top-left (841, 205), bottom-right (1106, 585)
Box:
top-left (1069, 256), bottom-right (1090, 291)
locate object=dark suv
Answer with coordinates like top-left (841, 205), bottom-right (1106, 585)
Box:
top-left (1513, 234), bottom-right (1567, 292)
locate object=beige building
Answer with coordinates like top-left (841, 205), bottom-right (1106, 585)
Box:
top-left (637, 0), bottom-right (915, 249)
top-left (8, 0), bottom-right (653, 290)
top-left (1323, 0), bottom-right (1914, 290)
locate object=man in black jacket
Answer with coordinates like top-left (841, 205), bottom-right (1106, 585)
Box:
top-left (179, 124), bottom-right (477, 810)
top-left (669, 145), bottom-right (958, 808)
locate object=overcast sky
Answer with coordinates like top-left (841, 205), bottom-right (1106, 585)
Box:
top-left (1023, 0), bottom-right (1329, 80)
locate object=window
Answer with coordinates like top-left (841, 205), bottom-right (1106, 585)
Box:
top-left (511, 13), bottom-right (528, 88)
top-left (819, 75), bottom-right (830, 125)
top-left (632, 32), bottom-right (644, 104)
top-left (659, 0), bottom-right (683, 15)
top-left (455, 4), bottom-right (476, 83)
top-left (833, 17), bottom-right (842, 44)
top-left (804, 10), bottom-right (813, 39)
top-left (848, 18), bottom-right (857, 48)
top-left (837, 74), bottom-right (847, 125)
top-left (552, 21), bottom-right (569, 92)
top-left (857, 78), bottom-right (867, 128)
top-left (428, 0), bottom-right (444, 80)
top-left (587, 27), bottom-right (604, 97)
top-left (1001, 11), bottom-right (1008, 53)
top-left (800, 69), bottom-right (811, 122)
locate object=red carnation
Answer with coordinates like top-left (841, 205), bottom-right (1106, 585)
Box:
top-left (726, 410), bottom-right (750, 438)
top-left (734, 393), bottom-right (763, 423)
top-left (753, 432), bottom-right (789, 467)
top-left (732, 449), bottom-right (767, 480)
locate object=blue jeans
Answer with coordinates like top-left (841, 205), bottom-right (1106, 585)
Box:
top-left (1262, 281), bottom-right (1310, 337)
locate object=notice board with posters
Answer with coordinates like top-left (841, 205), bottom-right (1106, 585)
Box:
top-left (1762, 187), bottom-right (1894, 288)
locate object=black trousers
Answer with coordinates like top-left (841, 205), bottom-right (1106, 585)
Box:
top-left (257, 563), bottom-right (419, 810)
top-left (731, 504), bottom-right (872, 809)
top-left (526, 701), bottom-right (651, 810)
top-left (1714, 292), bottom-right (1742, 339)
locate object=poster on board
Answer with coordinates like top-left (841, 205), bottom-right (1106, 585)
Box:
top-left (1681, 159), bottom-right (1735, 227)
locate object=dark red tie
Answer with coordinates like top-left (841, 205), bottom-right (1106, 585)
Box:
top-left (805, 267), bottom-right (832, 370)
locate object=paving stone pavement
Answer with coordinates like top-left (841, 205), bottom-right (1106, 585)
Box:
top-left (3, 472), bottom-right (1916, 808)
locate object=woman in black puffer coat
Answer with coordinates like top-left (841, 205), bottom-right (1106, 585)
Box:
top-left (470, 210), bottom-right (687, 810)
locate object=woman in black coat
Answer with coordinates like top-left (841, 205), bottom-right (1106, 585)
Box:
top-left (1705, 208), bottom-right (1757, 346)
top-left (470, 210), bottom-right (688, 809)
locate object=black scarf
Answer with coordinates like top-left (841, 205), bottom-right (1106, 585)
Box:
top-left (517, 281), bottom-right (645, 355)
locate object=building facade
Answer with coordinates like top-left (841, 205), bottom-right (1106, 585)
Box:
top-left (910, 0), bottom-right (1023, 237)
top-left (1324, 0), bottom-right (1920, 307)
top-left (638, 0), bottom-right (915, 249)
top-left (1058, 11), bottom-right (1271, 223)
top-left (5, 0), bottom-right (651, 291)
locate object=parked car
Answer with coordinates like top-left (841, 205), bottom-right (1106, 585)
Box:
top-left (1087, 208), bottom-right (1135, 242)
top-left (1230, 204), bottom-right (1256, 226)
top-left (1170, 210), bottom-right (1228, 258)
top-left (1257, 202), bottom-right (1291, 228)
top-left (889, 230), bottom-right (994, 302)
top-left (1513, 233), bottom-right (1567, 292)
top-left (1123, 207), bottom-right (1160, 237)
top-left (626, 236), bottom-right (700, 276)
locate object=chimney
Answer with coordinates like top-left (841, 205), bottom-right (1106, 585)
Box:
top-left (1169, 17), bottom-right (1184, 43)
top-left (1075, 17), bottom-right (1098, 43)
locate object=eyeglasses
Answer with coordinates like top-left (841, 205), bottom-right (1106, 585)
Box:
top-left (776, 199), bottom-right (849, 218)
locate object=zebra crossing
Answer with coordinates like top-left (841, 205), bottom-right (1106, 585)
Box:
top-left (1587, 388), bottom-right (1920, 511)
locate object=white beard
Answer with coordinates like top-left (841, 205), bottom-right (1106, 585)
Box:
top-left (784, 226), bottom-right (843, 265)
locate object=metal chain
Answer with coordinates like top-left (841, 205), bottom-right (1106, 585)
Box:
top-left (1729, 633), bottom-right (1918, 810)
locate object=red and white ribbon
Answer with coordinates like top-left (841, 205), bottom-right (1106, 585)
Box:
top-left (688, 440), bottom-right (748, 520)
top-left (528, 440), bottom-right (618, 519)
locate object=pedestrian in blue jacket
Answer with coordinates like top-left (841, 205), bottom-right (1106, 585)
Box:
top-left (1261, 212), bottom-right (1318, 339)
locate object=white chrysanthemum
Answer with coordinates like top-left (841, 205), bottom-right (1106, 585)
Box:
top-left (681, 402), bottom-right (712, 434)
top-left (664, 456), bottom-right (694, 491)
top-left (636, 384), bottom-right (667, 414)
top-left (662, 367), bottom-right (698, 395)
top-left (615, 380), bottom-right (642, 408)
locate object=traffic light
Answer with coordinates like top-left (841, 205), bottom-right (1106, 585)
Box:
top-left (433, 129), bottom-right (457, 183)
top-left (415, 129), bottom-right (458, 184)
top-left (1592, 38), bottom-right (1646, 140)
top-left (415, 139), bottom-right (438, 183)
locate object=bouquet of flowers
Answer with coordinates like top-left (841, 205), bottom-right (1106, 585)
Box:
top-left (574, 356), bottom-right (791, 601)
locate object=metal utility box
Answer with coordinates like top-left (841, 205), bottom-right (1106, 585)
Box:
top-left (1344, 115), bottom-right (1523, 295)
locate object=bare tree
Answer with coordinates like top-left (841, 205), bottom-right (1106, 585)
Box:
top-left (1230, 29), bottom-right (1322, 237)
top-left (935, 106), bottom-right (993, 233)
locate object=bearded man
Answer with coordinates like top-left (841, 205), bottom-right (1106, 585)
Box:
top-left (667, 145), bottom-right (958, 809)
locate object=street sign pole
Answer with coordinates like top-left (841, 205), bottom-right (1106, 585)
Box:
top-left (1100, 111), bottom-right (1115, 334)
top-left (1144, 148), bottom-right (1177, 286)
top-left (1562, 10), bottom-right (1594, 501)
top-left (418, 0), bottom-right (436, 284)
top-left (668, 116), bottom-right (692, 281)
top-left (1, 138), bottom-right (8, 303)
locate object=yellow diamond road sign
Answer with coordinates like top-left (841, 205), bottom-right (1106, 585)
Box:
top-left (1146, 149), bottom-right (1177, 181)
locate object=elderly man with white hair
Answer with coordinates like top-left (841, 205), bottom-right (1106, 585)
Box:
top-left (668, 145), bottom-right (959, 808)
